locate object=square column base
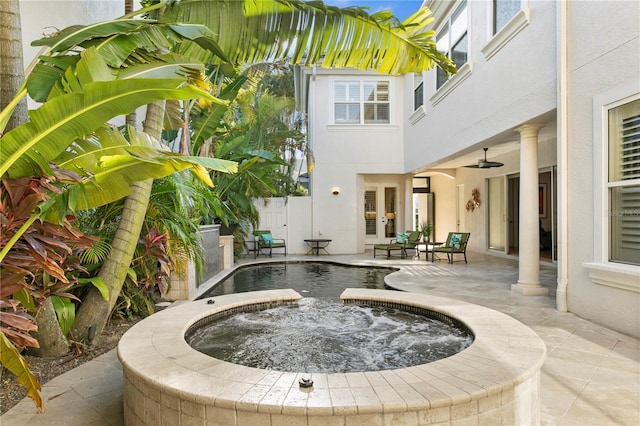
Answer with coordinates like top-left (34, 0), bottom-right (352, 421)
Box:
top-left (511, 283), bottom-right (550, 296)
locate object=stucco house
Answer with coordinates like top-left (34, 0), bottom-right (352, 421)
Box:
top-left (16, 1), bottom-right (638, 338)
top-left (289, 0), bottom-right (639, 338)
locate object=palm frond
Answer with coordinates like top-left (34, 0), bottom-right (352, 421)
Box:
top-left (79, 239), bottom-right (112, 264)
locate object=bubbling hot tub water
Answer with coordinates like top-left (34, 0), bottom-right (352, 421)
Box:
top-left (186, 297), bottom-right (473, 373)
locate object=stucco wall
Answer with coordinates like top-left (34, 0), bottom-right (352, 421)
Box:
top-left (406, 1), bottom-right (557, 169)
top-left (565, 1), bottom-right (640, 337)
top-left (307, 70), bottom-right (408, 253)
top-left (19, 1), bottom-right (124, 95)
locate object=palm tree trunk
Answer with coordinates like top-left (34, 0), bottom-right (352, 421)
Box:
top-left (0, 0), bottom-right (28, 131)
top-left (73, 101), bottom-right (165, 344)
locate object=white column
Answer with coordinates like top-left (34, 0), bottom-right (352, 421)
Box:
top-left (512, 123), bottom-right (549, 296)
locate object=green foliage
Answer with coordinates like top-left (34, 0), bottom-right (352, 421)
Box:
top-left (78, 239), bottom-right (112, 265)
top-left (115, 268), bottom-right (158, 320)
top-left (0, 332), bottom-right (43, 412)
top-left (50, 296), bottom-right (75, 336)
top-left (420, 221), bottom-right (433, 242)
top-left (73, 172), bottom-right (212, 317)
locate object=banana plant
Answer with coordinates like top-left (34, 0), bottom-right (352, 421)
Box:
top-left (0, 15), bottom-right (236, 410)
top-left (0, 49), bottom-right (236, 262)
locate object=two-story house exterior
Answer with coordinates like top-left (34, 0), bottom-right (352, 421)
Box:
top-left (16, 0), bottom-right (639, 337)
top-left (295, 0), bottom-right (639, 338)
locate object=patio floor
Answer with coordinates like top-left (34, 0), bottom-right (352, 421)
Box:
top-left (2, 251), bottom-right (638, 425)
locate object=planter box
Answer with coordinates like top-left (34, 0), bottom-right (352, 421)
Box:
top-left (163, 225), bottom-right (233, 301)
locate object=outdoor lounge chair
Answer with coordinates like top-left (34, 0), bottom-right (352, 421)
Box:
top-left (432, 232), bottom-right (470, 264)
top-left (373, 241), bottom-right (404, 258)
top-left (254, 230), bottom-right (287, 257)
top-left (399, 230), bottom-right (422, 258)
top-left (373, 230), bottom-right (421, 258)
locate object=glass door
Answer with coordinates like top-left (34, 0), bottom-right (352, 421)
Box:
top-left (384, 187), bottom-right (397, 238)
top-left (364, 190), bottom-right (377, 237)
top-left (365, 186), bottom-right (398, 241)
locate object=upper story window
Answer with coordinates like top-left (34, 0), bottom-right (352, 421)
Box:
top-left (608, 98), bottom-right (640, 265)
top-left (334, 80), bottom-right (389, 124)
top-left (494, 0), bottom-right (521, 34)
top-left (414, 73), bottom-right (424, 110)
top-left (436, 0), bottom-right (468, 89)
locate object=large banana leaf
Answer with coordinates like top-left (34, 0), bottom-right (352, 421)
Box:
top-left (31, 19), bottom-right (227, 64)
top-left (51, 126), bottom-right (236, 212)
top-left (28, 20), bottom-right (228, 102)
top-left (0, 77), bottom-right (215, 179)
top-left (161, 0), bottom-right (455, 76)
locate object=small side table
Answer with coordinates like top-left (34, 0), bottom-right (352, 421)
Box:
top-left (304, 239), bottom-right (332, 256)
top-left (417, 242), bottom-right (444, 260)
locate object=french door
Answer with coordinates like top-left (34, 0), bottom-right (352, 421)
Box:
top-left (364, 186), bottom-right (397, 242)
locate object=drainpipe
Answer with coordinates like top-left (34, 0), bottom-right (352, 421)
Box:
top-left (310, 65), bottom-right (317, 237)
top-left (556, 0), bottom-right (569, 311)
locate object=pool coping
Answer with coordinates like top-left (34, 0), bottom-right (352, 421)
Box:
top-left (119, 288), bottom-right (546, 423)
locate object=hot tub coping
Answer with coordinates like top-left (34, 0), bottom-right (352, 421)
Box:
top-left (119, 288), bottom-right (546, 422)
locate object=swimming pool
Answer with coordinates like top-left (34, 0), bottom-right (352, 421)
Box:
top-left (198, 262), bottom-right (396, 298)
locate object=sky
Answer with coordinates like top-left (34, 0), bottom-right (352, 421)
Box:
top-left (322, 1), bottom-right (425, 21)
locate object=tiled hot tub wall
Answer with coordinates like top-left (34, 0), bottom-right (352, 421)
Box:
top-left (119, 288), bottom-right (546, 426)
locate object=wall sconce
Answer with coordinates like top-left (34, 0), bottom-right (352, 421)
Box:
top-left (331, 187), bottom-right (340, 195)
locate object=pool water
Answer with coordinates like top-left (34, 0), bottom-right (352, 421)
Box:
top-left (199, 262), bottom-right (395, 299)
top-left (191, 262), bottom-right (473, 372)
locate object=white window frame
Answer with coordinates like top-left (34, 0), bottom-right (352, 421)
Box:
top-left (607, 98), bottom-right (640, 264)
top-left (413, 72), bottom-right (424, 111)
top-left (482, 4), bottom-right (530, 60)
top-left (333, 79), bottom-right (390, 125)
top-left (435, 0), bottom-right (469, 90)
top-left (493, 0), bottom-right (521, 35)
top-left (585, 83), bottom-right (640, 293)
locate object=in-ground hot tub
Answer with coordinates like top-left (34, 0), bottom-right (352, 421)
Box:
top-left (118, 289), bottom-right (546, 425)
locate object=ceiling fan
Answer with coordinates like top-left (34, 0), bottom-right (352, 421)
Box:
top-left (464, 147), bottom-right (504, 169)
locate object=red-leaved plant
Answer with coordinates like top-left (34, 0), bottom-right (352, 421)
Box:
top-left (1, 175), bottom-right (95, 411)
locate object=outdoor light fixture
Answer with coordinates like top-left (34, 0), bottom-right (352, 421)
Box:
top-left (331, 187), bottom-right (340, 195)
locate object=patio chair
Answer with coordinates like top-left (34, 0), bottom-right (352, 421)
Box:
top-left (254, 230), bottom-right (287, 257)
top-left (373, 230), bottom-right (421, 259)
top-left (398, 230), bottom-right (422, 258)
top-left (432, 232), bottom-right (470, 264)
